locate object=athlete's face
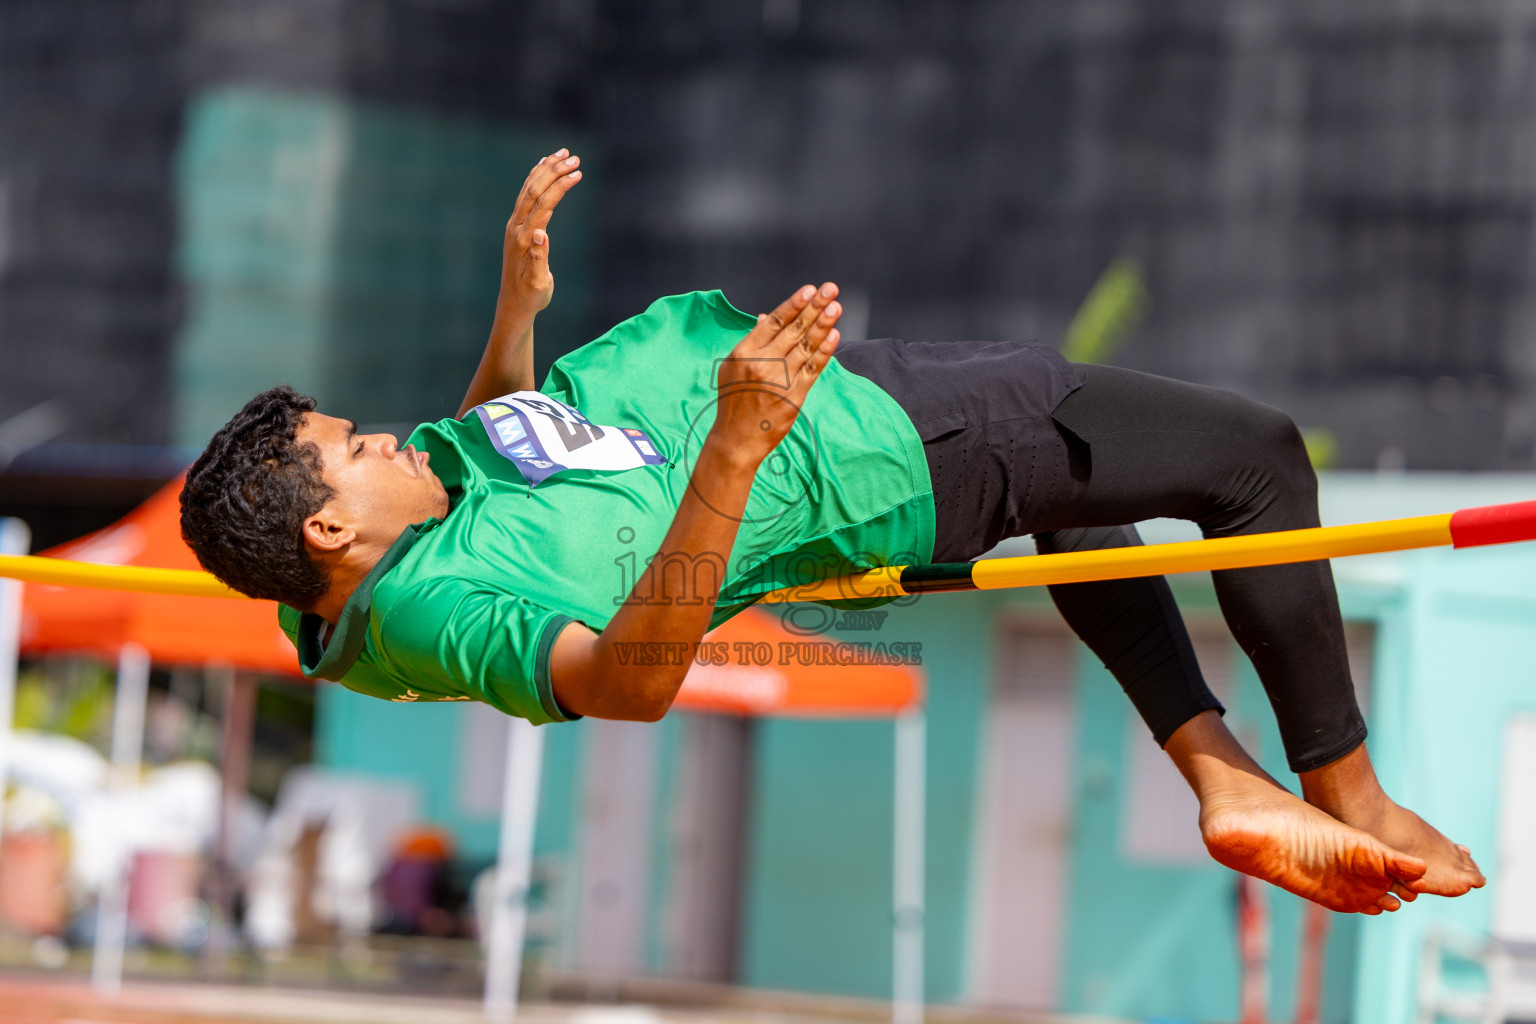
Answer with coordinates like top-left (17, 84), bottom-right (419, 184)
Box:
top-left (297, 412), bottom-right (451, 550)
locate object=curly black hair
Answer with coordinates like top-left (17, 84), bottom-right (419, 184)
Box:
top-left (180, 385), bottom-right (335, 608)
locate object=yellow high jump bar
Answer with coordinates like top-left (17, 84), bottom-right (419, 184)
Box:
top-left (0, 557), bottom-right (240, 598)
top-left (757, 499), bottom-right (1536, 605)
top-left (0, 500), bottom-right (1534, 603)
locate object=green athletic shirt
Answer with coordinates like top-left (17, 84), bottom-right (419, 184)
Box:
top-left (279, 290), bottom-right (935, 724)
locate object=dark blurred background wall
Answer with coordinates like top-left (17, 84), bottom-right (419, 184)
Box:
top-left (4, 0), bottom-right (1536, 544)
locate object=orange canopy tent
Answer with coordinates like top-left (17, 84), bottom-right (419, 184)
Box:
top-left (18, 478), bottom-right (298, 673)
top-left (674, 608), bottom-right (922, 716)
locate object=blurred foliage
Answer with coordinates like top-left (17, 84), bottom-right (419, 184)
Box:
top-left (12, 662), bottom-right (313, 795)
top-left (1061, 256), bottom-right (1151, 364)
top-left (1302, 427), bottom-right (1339, 470)
top-left (13, 660), bottom-right (114, 752)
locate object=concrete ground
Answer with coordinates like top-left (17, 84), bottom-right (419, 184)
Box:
top-left (0, 974), bottom-right (1133, 1024)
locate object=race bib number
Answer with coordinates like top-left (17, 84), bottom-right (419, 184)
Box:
top-left (473, 391), bottom-right (668, 487)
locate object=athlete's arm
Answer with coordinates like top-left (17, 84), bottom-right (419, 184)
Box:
top-left (550, 283), bottom-right (844, 721)
top-left (457, 149), bottom-right (583, 418)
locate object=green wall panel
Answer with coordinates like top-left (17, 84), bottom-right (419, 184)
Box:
top-left (1352, 547), bottom-right (1536, 1022)
top-left (173, 86), bottom-right (595, 447)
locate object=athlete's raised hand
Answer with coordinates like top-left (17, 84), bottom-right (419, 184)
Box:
top-left (712, 282), bottom-right (842, 467)
top-left (499, 147), bottom-right (583, 318)
top-left (459, 149), bottom-right (582, 415)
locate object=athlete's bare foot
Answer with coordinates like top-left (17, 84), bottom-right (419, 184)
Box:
top-left (1199, 776), bottom-right (1427, 914)
top-left (1166, 712), bottom-right (1426, 914)
top-left (1300, 744), bottom-right (1486, 898)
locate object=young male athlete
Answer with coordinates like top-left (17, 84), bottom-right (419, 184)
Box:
top-left (182, 149), bottom-right (1484, 916)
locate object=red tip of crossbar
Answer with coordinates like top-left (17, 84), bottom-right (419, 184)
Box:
top-left (1450, 500), bottom-right (1536, 548)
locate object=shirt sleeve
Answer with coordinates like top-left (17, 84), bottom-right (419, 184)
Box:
top-left (375, 576), bottom-right (581, 725)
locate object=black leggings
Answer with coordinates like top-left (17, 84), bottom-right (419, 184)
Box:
top-left (1039, 364), bottom-right (1366, 773)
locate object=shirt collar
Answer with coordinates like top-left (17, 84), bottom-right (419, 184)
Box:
top-left (295, 517), bottom-right (442, 682)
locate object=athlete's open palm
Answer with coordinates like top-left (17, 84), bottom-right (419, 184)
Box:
top-left (500, 148), bottom-right (583, 317)
top-left (713, 282), bottom-right (842, 466)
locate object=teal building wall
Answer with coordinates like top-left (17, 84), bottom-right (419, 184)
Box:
top-left (311, 473), bottom-right (1536, 1020)
top-left (315, 592), bottom-right (997, 996)
top-left (313, 581), bottom-right (1370, 1019)
top-left (1057, 577), bottom-right (1364, 1022)
top-left (1348, 545), bottom-right (1536, 1023)
top-left (738, 592), bottom-right (994, 999)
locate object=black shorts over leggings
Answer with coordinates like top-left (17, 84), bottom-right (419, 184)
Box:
top-left (836, 337), bottom-right (1367, 775)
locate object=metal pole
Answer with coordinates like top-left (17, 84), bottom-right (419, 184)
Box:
top-left (1293, 901), bottom-right (1330, 1024)
top-left (92, 642), bottom-right (150, 995)
top-left (205, 663), bottom-right (253, 976)
top-left (893, 708), bottom-right (925, 1024)
top-left (484, 715), bottom-right (546, 1020)
top-left (1238, 875), bottom-right (1270, 1024)
top-left (0, 519), bottom-right (29, 841)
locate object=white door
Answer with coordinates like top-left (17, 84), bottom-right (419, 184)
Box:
top-left (1118, 621), bottom-right (1373, 864)
top-left (664, 714), bottom-right (754, 980)
top-left (1497, 715), bottom-right (1536, 942)
top-left (1120, 625), bottom-right (1233, 863)
top-left (576, 718), bottom-right (659, 974)
top-left (970, 622), bottom-right (1078, 1009)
